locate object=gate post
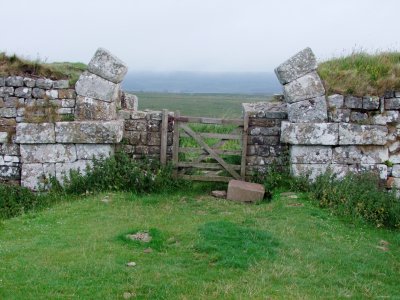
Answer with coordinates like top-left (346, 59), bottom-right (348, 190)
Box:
top-left (240, 111), bottom-right (249, 179)
top-left (172, 111), bottom-right (180, 177)
top-left (160, 109), bottom-right (169, 166)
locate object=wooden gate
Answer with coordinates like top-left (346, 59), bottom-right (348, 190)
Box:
top-left (165, 110), bottom-right (248, 182)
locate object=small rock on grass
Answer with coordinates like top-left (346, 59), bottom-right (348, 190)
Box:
top-left (123, 292), bottom-right (134, 299)
top-left (211, 190), bottom-right (227, 198)
top-left (143, 248), bottom-right (153, 254)
top-left (281, 192), bottom-right (298, 198)
top-left (126, 261), bottom-right (136, 267)
top-left (126, 232), bottom-right (152, 243)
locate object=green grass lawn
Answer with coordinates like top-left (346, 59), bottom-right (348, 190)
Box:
top-left (1, 188), bottom-right (399, 299)
top-left (134, 92), bottom-right (272, 118)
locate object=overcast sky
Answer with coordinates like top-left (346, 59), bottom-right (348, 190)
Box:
top-left (2, 0), bottom-right (399, 72)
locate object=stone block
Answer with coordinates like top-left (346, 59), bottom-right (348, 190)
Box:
top-left (287, 96), bottom-right (327, 123)
top-left (333, 146), bottom-right (388, 164)
top-left (350, 112), bottom-right (368, 123)
top-left (0, 77), bottom-right (4, 86)
top-left (147, 132), bottom-right (161, 146)
top-left (122, 93), bottom-right (138, 110)
top-left (61, 99), bottom-right (76, 108)
top-left (0, 107), bottom-right (16, 118)
top-left (118, 110), bottom-right (131, 120)
top-left (55, 160), bottom-right (93, 184)
top-left (87, 48), bottom-right (128, 84)
top-left (390, 153), bottom-right (400, 164)
top-left (274, 47), bottom-right (317, 85)
top-left (227, 179), bottom-right (265, 203)
top-left (131, 111), bottom-right (147, 119)
top-left (75, 71), bottom-right (120, 102)
top-left (14, 87), bottom-right (32, 98)
top-left (20, 144), bottom-right (77, 163)
top-left (15, 123), bottom-right (55, 144)
top-left (36, 78), bottom-right (53, 89)
top-left (125, 119), bottom-right (147, 131)
top-left (389, 141), bottom-right (400, 154)
top-left (58, 89), bottom-right (77, 99)
top-left (372, 111), bottom-right (400, 125)
top-left (0, 87), bottom-right (14, 97)
top-left (0, 118), bottom-right (16, 127)
top-left (291, 163), bottom-right (348, 180)
top-left (247, 145), bottom-right (270, 156)
top-left (344, 96), bottom-right (362, 109)
top-left (6, 76), bottom-right (24, 87)
top-left (45, 89), bottom-right (58, 99)
top-left (4, 97), bottom-right (19, 107)
top-left (362, 96), bottom-right (380, 110)
top-left (74, 96), bottom-right (117, 121)
top-left (21, 163), bottom-right (55, 190)
top-left (248, 135), bottom-right (280, 145)
top-left (290, 145), bottom-right (332, 164)
top-left (249, 126), bottom-right (280, 136)
top-left (385, 98), bottom-right (400, 110)
top-left (339, 123), bottom-right (387, 145)
top-left (283, 71), bottom-right (325, 103)
top-left (281, 121), bottom-right (339, 145)
top-left (0, 166), bottom-right (20, 180)
top-left (392, 165), bottom-right (400, 177)
top-left (76, 144), bottom-right (114, 160)
top-left (0, 143), bottom-right (20, 155)
top-left (327, 94), bottom-right (344, 109)
top-left (123, 131), bottom-right (142, 144)
top-left (349, 164), bottom-right (387, 180)
top-left (147, 120), bottom-right (161, 132)
top-left (55, 120), bottom-right (123, 143)
top-left (328, 108), bottom-right (350, 123)
top-left (0, 132), bottom-right (8, 143)
top-left (32, 88), bottom-right (45, 98)
top-left (53, 80), bottom-right (69, 89)
top-left (23, 77), bottom-right (36, 88)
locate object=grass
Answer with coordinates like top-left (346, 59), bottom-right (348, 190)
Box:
top-left (0, 188), bottom-right (399, 299)
top-left (0, 52), bottom-right (86, 85)
top-left (134, 92), bottom-right (272, 118)
top-left (318, 50), bottom-right (400, 96)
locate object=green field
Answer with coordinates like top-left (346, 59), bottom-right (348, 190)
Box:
top-left (133, 92), bottom-right (273, 117)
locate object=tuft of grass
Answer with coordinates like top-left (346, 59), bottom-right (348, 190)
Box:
top-left (195, 221), bottom-right (278, 269)
top-left (0, 52), bottom-right (86, 85)
top-left (318, 50), bottom-right (400, 96)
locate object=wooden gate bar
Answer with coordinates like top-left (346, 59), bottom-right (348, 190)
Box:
top-left (160, 109), bottom-right (169, 166)
top-left (175, 116), bottom-right (243, 125)
top-left (240, 111), bottom-right (249, 179)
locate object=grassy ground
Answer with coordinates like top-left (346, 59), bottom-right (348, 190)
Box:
top-left (1, 188), bottom-right (399, 299)
top-left (318, 51), bottom-right (400, 96)
top-left (134, 92), bottom-right (272, 117)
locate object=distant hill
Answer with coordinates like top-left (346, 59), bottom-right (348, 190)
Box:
top-left (122, 71), bottom-right (282, 94)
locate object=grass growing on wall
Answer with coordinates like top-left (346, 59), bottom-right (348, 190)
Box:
top-left (318, 50), bottom-right (400, 96)
top-left (0, 52), bottom-right (86, 85)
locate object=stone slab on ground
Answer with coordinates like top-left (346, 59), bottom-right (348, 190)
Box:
top-left (227, 180), bottom-right (265, 203)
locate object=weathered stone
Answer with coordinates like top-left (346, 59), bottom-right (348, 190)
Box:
top-left (247, 145), bottom-right (270, 156)
top-left (87, 48), bottom-right (128, 84)
top-left (58, 89), bottom-right (77, 99)
top-left (328, 108), bottom-right (350, 123)
top-left (281, 121), bottom-right (339, 145)
top-left (248, 135), bottom-right (280, 145)
top-left (74, 96), bottom-right (117, 121)
top-left (0, 143), bottom-right (20, 155)
top-left (55, 160), bottom-right (93, 184)
top-left (122, 93), bottom-right (138, 110)
top-left (249, 126), bottom-right (280, 136)
top-left (290, 145), bottom-right (332, 164)
top-left (118, 110), bottom-right (131, 120)
top-left (390, 153), bottom-right (400, 164)
top-left (21, 163), bottom-right (55, 190)
top-left (243, 102), bottom-right (287, 119)
top-left (57, 108), bottom-right (74, 115)
top-left (45, 89), bottom-right (58, 100)
top-left (76, 144), bottom-right (114, 160)
top-left (147, 132), bottom-right (161, 146)
top-left (147, 120), bottom-right (161, 132)
top-left (36, 78), bottom-right (53, 89)
top-left (15, 123), bottom-right (55, 144)
top-left (339, 124), bottom-right (387, 145)
top-left (333, 146), bottom-right (388, 164)
top-left (350, 111), bottom-right (368, 123)
top-left (344, 96), bottom-right (362, 109)
top-left (283, 72), bottom-right (325, 103)
top-left (53, 80), bottom-right (69, 89)
top-left (274, 48), bottom-right (317, 85)
top-left (227, 179), bottom-right (265, 203)
top-left (291, 163), bottom-right (348, 180)
top-left (392, 165), bottom-right (400, 177)
top-left (23, 77), bottom-right (36, 88)
top-left (0, 77), bottom-right (4, 86)
top-left (211, 190), bottom-right (227, 198)
top-left (349, 164), bottom-right (388, 180)
top-left (32, 88), bottom-right (45, 98)
top-left (0, 108), bottom-right (17, 118)
top-left (246, 156), bottom-right (279, 166)
top-left (385, 98), bottom-right (400, 110)
top-left (3, 97), bottom-right (18, 107)
top-left (389, 141), bottom-right (400, 154)
top-left (372, 111), bottom-right (400, 125)
top-left (363, 96), bottom-right (380, 110)
top-left (125, 119), bottom-right (147, 131)
top-left (123, 131), bottom-right (141, 144)
top-left (55, 120), bottom-right (123, 143)
top-left (20, 144), bottom-right (77, 163)
top-left (75, 71), bottom-right (120, 102)
top-left (287, 96), bottom-right (327, 123)
top-left (327, 94), bottom-right (344, 109)
top-left (0, 87), bottom-right (14, 97)
top-left (2, 155), bottom-right (19, 164)
top-left (6, 76), bottom-right (24, 87)
top-left (0, 132), bottom-right (8, 143)
top-left (131, 111), bottom-right (147, 119)
top-left (0, 166), bottom-right (20, 180)
top-left (61, 99), bottom-right (75, 108)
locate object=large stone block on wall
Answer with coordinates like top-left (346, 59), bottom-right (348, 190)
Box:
top-left (21, 163), bottom-right (55, 190)
top-left (339, 123), bottom-right (387, 145)
top-left (327, 94), bottom-right (344, 109)
top-left (55, 120), bottom-right (124, 143)
top-left (372, 111), bottom-right (400, 125)
top-left (75, 96), bottom-right (117, 120)
top-left (87, 48), bottom-right (128, 84)
top-left (20, 144), bottom-right (77, 163)
top-left (281, 121), bottom-right (338, 145)
top-left (15, 123), bottom-right (55, 144)
top-left (122, 93), bottom-right (138, 110)
top-left (76, 144), bottom-right (114, 160)
top-left (75, 71), bottom-right (120, 102)
top-left (385, 98), bottom-right (400, 110)
top-left (290, 145), bottom-right (333, 164)
top-left (328, 108), bottom-right (350, 123)
top-left (274, 47), bottom-right (317, 85)
top-left (283, 72), bottom-right (325, 104)
top-left (287, 96), bottom-right (327, 123)
top-left (55, 160), bottom-right (93, 184)
top-left (0, 143), bottom-right (19, 156)
top-left (0, 166), bottom-right (20, 180)
top-left (333, 146), bottom-right (389, 164)
top-left (291, 163), bottom-right (348, 180)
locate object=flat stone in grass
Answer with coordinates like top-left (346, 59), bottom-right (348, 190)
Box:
top-left (227, 180), bottom-right (265, 203)
top-left (127, 232), bottom-right (152, 243)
